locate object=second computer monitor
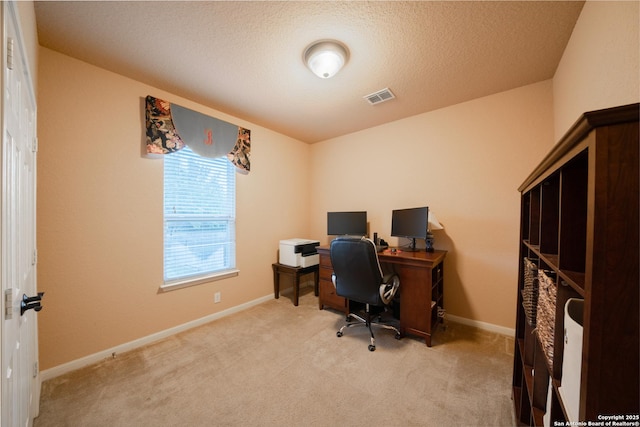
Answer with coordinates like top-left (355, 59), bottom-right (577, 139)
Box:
top-left (391, 206), bottom-right (429, 251)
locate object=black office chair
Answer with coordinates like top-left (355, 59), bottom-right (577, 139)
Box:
top-left (330, 236), bottom-right (401, 351)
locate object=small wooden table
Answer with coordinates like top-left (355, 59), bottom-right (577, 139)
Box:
top-left (272, 263), bottom-right (319, 306)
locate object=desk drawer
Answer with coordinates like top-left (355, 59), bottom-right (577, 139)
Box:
top-left (319, 266), bottom-right (334, 281)
top-left (319, 278), bottom-right (348, 313)
top-left (319, 253), bottom-right (332, 267)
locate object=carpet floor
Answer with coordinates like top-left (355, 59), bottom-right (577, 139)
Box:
top-left (35, 288), bottom-right (516, 427)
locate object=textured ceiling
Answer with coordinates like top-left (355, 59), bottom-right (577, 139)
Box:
top-left (34, 1), bottom-right (584, 143)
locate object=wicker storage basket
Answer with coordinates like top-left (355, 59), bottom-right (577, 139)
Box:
top-left (536, 269), bottom-right (557, 366)
top-left (522, 257), bottom-right (538, 326)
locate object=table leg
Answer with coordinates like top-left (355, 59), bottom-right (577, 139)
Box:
top-left (313, 269), bottom-right (319, 296)
top-left (273, 266), bottom-right (279, 299)
top-left (293, 272), bottom-right (300, 306)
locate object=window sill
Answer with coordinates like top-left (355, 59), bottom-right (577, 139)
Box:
top-left (160, 269), bottom-right (239, 292)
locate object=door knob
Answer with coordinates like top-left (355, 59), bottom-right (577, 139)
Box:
top-left (21, 292), bottom-right (44, 316)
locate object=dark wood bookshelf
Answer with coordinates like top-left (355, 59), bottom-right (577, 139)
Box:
top-left (512, 103), bottom-right (639, 425)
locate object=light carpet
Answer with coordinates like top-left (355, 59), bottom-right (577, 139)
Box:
top-left (35, 288), bottom-right (516, 427)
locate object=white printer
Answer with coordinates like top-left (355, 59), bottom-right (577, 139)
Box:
top-left (279, 238), bottom-right (320, 267)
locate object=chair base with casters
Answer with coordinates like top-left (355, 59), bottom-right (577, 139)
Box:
top-left (336, 303), bottom-right (401, 351)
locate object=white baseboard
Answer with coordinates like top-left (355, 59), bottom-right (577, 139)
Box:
top-left (40, 294), bottom-right (274, 382)
top-left (446, 313), bottom-right (515, 337)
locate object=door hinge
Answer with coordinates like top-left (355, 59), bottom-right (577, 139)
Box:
top-left (33, 362), bottom-right (39, 378)
top-left (4, 289), bottom-right (13, 320)
top-left (7, 37), bottom-right (14, 70)
top-left (32, 249), bottom-right (37, 266)
top-left (32, 137), bottom-right (38, 153)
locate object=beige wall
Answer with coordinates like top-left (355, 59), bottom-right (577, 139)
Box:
top-left (37, 48), bottom-right (311, 370)
top-left (28, 0), bottom-right (640, 372)
top-left (307, 0), bottom-right (640, 330)
top-left (553, 1), bottom-right (640, 140)
top-left (309, 81), bottom-right (555, 328)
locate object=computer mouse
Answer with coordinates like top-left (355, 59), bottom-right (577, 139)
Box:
top-left (390, 248), bottom-right (397, 253)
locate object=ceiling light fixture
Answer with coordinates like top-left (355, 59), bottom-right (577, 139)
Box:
top-left (303, 40), bottom-right (349, 79)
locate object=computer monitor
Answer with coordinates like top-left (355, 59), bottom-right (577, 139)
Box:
top-left (391, 206), bottom-right (429, 251)
top-left (327, 211), bottom-right (367, 236)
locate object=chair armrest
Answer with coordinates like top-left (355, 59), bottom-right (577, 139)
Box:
top-left (379, 273), bottom-right (399, 305)
top-left (382, 273), bottom-right (397, 284)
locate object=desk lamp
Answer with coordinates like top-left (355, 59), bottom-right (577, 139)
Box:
top-left (426, 211), bottom-right (444, 252)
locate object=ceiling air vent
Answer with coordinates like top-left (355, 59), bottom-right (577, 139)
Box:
top-left (363, 88), bottom-right (395, 105)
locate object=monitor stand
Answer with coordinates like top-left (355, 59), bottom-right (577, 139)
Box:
top-left (404, 238), bottom-right (419, 252)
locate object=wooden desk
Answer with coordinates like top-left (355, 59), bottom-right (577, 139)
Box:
top-left (317, 246), bottom-right (446, 347)
top-left (272, 263), bottom-right (319, 306)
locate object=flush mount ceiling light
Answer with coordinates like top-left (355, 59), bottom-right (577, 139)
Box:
top-left (303, 40), bottom-right (349, 79)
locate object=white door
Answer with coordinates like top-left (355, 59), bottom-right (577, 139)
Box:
top-left (1, 2), bottom-right (40, 426)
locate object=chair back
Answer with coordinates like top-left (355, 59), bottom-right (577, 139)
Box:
top-left (330, 236), bottom-right (384, 306)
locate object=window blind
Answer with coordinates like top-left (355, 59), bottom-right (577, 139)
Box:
top-left (163, 146), bottom-right (236, 283)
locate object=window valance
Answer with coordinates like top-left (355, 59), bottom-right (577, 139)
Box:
top-left (145, 95), bottom-right (250, 174)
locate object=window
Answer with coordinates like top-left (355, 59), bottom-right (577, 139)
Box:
top-left (163, 146), bottom-right (236, 288)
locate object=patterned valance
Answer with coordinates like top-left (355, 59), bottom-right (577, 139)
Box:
top-left (145, 95), bottom-right (250, 174)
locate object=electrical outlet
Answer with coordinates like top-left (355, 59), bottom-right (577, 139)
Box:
top-left (214, 292), bottom-right (221, 303)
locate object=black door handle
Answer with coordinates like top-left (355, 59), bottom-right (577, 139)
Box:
top-left (21, 292), bottom-right (44, 315)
